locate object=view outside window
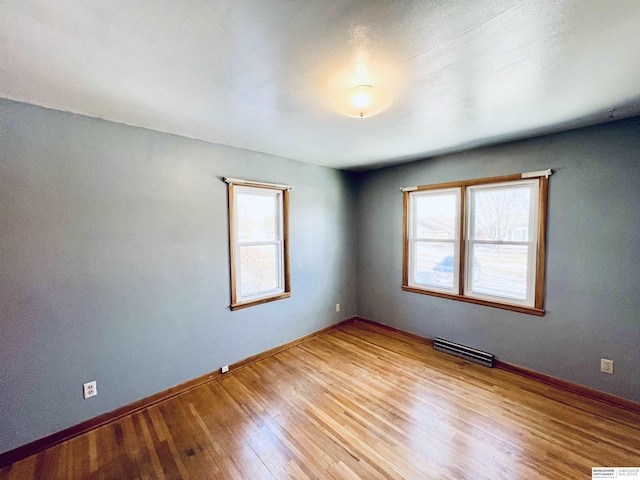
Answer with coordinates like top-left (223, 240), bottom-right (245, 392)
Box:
top-left (237, 190), bottom-right (281, 297)
top-left (467, 183), bottom-right (536, 302)
top-left (412, 190), bottom-right (459, 292)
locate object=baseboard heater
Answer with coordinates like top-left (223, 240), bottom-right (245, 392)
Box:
top-left (434, 338), bottom-right (494, 368)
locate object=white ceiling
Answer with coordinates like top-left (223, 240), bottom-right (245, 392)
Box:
top-left (2, 1), bottom-right (640, 171)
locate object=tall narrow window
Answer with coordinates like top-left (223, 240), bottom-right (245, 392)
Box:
top-left (408, 189), bottom-right (461, 293)
top-left (227, 179), bottom-right (290, 310)
top-left (403, 171), bottom-right (550, 315)
top-left (466, 180), bottom-right (538, 306)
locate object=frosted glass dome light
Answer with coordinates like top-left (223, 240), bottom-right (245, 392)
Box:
top-left (332, 85), bottom-right (392, 118)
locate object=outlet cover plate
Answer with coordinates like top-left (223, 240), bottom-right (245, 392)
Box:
top-left (600, 359), bottom-right (614, 374)
top-left (83, 380), bottom-right (97, 399)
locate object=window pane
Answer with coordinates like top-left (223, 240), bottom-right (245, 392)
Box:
top-left (237, 192), bottom-right (278, 242)
top-left (415, 242), bottom-right (455, 289)
top-left (240, 245), bottom-right (279, 296)
top-left (415, 193), bottom-right (457, 239)
top-left (471, 186), bottom-right (530, 241)
top-left (469, 244), bottom-right (528, 300)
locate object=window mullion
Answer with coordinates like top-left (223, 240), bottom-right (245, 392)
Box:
top-left (238, 240), bottom-right (280, 248)
top-left (413, 238), bottom-right (456, 243)
top-left (459, 185), bottom-right (466, 295)
top-left (470, 240), bottom-right (531, 246)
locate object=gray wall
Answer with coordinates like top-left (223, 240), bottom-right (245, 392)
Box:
top-left (356, 116), bottom-right (640, 403)
top-left (0, 99), bottom-right (358, 454)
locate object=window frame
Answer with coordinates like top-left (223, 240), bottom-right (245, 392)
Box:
top-left (407, 188), bottom-right (461, 295)
top-left (228, 181), bottom-right (291, 310)
top-left (402, 173), bottom-right (549, 316)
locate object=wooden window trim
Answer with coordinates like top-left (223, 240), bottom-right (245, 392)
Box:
top-left (400, 286), bottom-right (545, 316)
top-left (230, 292), bottom-right (292, 311)
top-left (402, 173), bottom-right (549, 316)
top-left (228, 184), bottom-right (291, 311)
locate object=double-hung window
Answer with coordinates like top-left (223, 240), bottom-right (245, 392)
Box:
top-left (226, 178), bottom-right (291, 310)
top-left (408, 188), bottom-right (461, 293)
top-left (403, 171), bottom-right (550, 315)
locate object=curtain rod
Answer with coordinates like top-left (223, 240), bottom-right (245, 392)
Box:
top-left (400, 169), bottom-right (553, 192)
top-left (223, 177), bottom-right (292, 190)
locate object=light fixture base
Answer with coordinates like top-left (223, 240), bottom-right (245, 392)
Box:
top-left (332, 85), bottom-right (392, 118)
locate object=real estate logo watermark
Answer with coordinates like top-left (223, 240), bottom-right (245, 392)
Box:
top-left (593, 468), bottom-right (640, 479)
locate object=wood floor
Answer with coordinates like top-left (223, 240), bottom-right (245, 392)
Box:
top-left (2, 320), bottom-right (639, 479)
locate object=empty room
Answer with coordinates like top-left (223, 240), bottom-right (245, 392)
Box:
top-left (1, 1), bottom-right (639, 479)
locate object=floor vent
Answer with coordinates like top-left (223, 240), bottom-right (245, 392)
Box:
top-left (434, 338), bottom-right (494, 368)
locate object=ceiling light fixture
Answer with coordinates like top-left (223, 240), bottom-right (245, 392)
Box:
top-left (332, 85), bottom-right (392, 118)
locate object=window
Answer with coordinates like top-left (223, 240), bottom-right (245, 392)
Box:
top-left (403, 172), bottom-right (550, 315)
top-left (226, 178), bottom-right (290, 310)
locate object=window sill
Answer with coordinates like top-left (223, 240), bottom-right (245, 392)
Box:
top-left (401, 285), bottom-right (544, 316)
top-left (231, 292), bottom-right (291, 311)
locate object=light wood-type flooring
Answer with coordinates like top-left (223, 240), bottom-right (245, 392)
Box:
top-left (2, 320), bottom-right (639, 479)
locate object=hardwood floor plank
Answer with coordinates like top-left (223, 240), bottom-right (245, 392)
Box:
top-left (136, 412), bottom-right (167, 480)
top-left (186, 386), bottom-right (274, 479)
top-left (2, 320), bottom-right (639, 479)
top-left (217, 374), bottom-right (320, 479)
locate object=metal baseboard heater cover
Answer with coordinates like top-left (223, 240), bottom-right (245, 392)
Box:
top-left (434, 338), bottom-right (494, 368)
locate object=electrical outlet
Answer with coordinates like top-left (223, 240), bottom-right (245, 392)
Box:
top-left (221, 365), bottom-right (229, 374)
top-left (335, 303), bottom-right (340, 312)
top-left (600, 359), bottom-right (614, 374)
top-left (83, 381), bottom-right (97, 399)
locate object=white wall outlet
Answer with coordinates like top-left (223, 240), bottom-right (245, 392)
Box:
top-left (83, 380), bottom-right (97, 399)
top-left (335, 303), bottom-right (340, 312)
top-left (600, 359), bottom-right (614, 374)
top-left (221, 365), bottom-right (229, 374)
